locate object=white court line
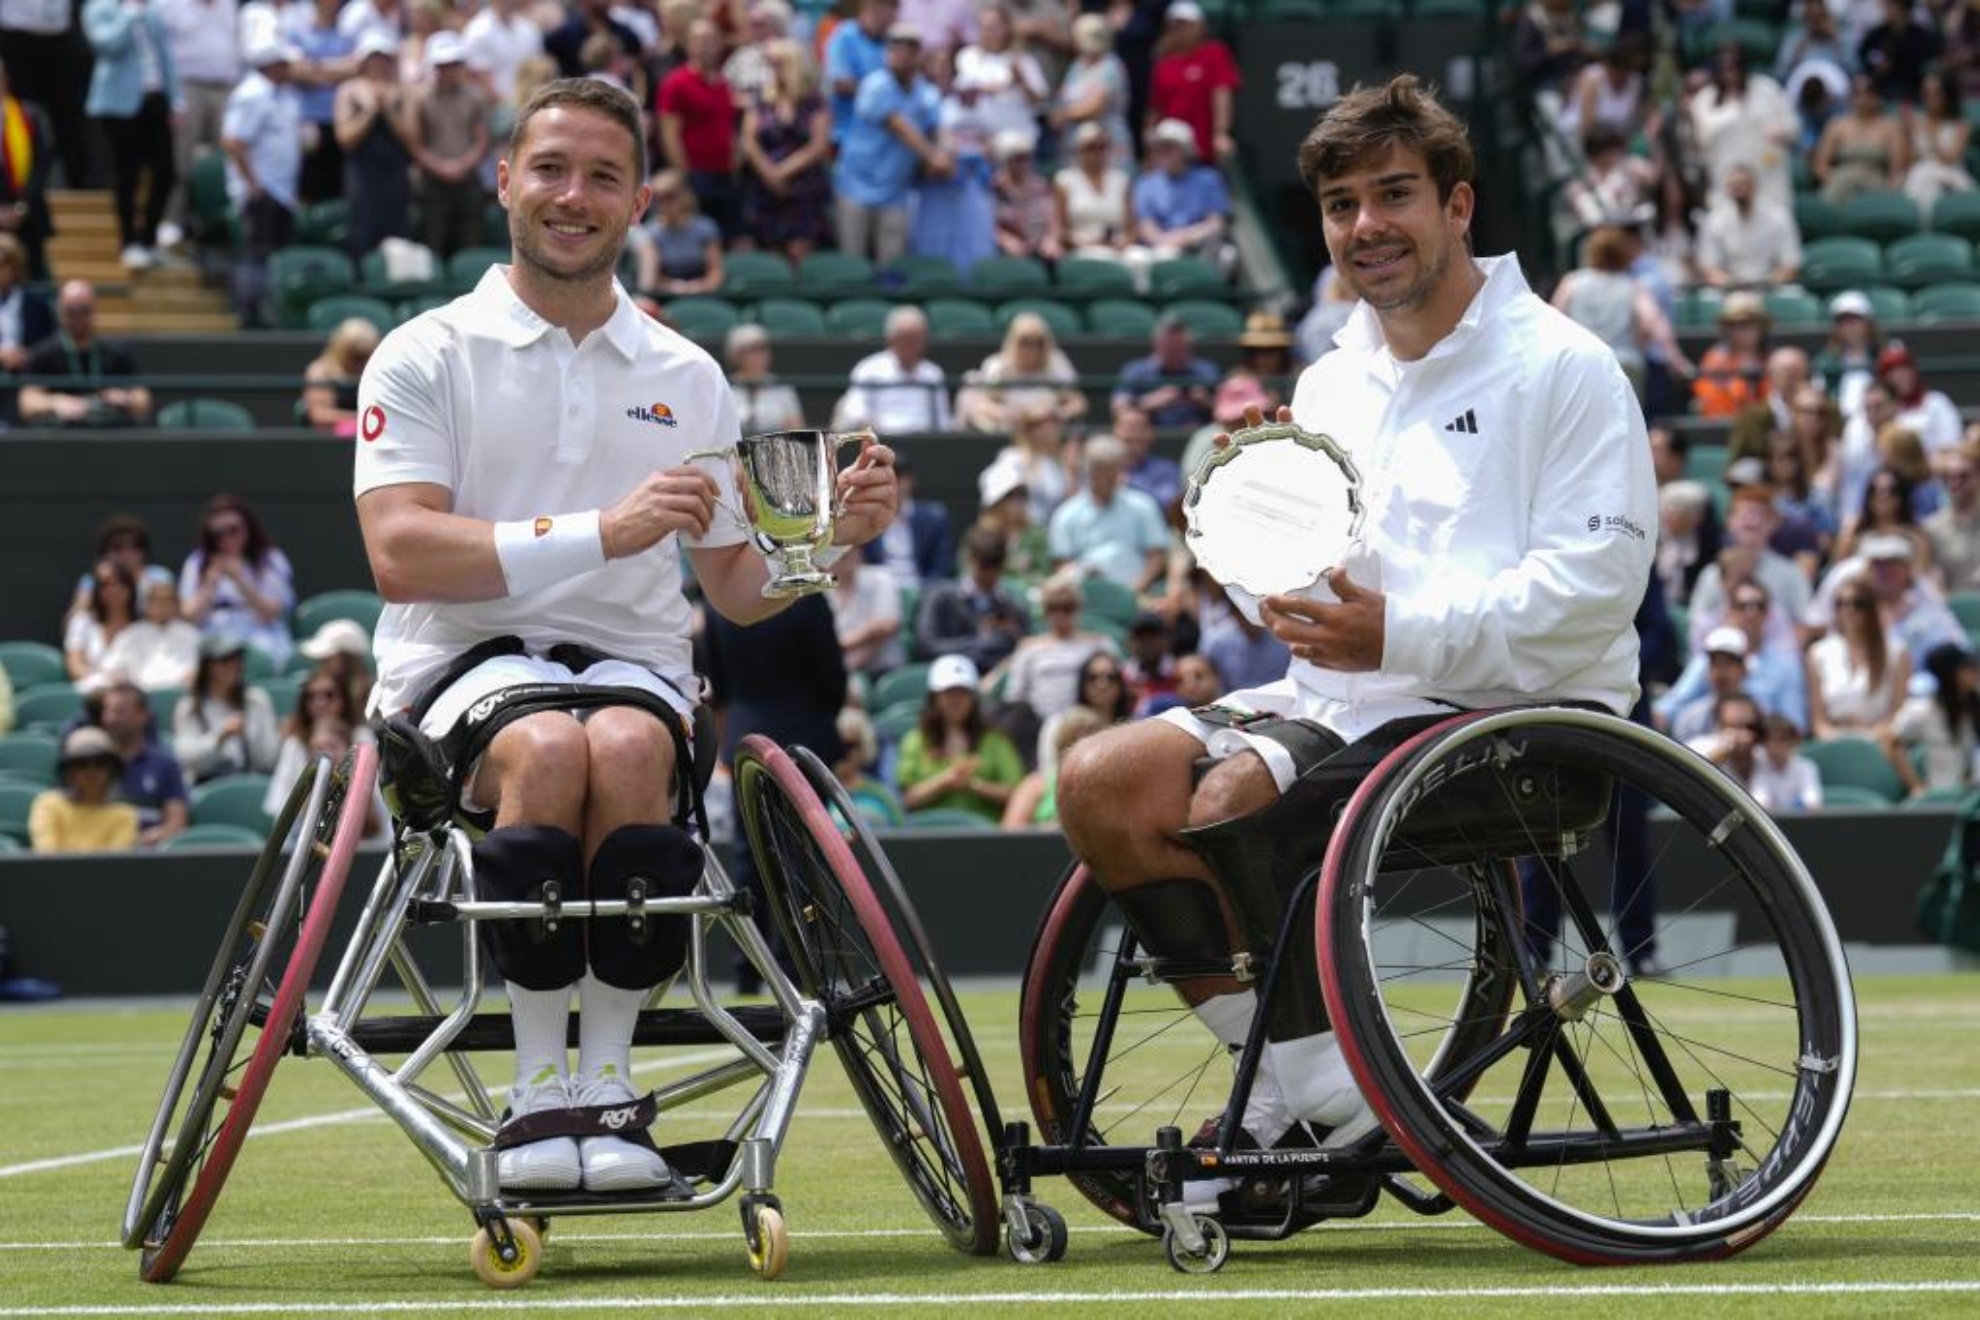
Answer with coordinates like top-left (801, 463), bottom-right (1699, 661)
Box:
top-left (5, 1211), bottom-right (1975, 1254)
top-left (4, 1281), bottom-right (1980, 1315)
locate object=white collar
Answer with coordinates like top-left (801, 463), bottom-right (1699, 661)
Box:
top-left (471, 266), bottom-right (644, 361)
top-left (1333, 253), bottom-right (1530, 366)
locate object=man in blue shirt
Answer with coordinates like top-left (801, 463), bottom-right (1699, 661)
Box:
top-left (1111, 313), bottom-right (1219, 429)
top-left (1047, 435), bottom-right (1169, 591)
top-left (824, 0), bottom-right (896, 145)
top-left (1117, 403), bottom-right (1182, 511)
top-left (220, 41), bottom-right (304, 328)
top-left (834, 24), bottom-right (945, 267)
top-left (1132, 117), bottom-right (1230, 262)
top-left (94, 680), bottom-right (188, 845)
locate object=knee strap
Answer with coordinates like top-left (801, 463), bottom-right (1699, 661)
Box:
top-left (1112, 878), bottom-right (1237, 963)
top-left (473, 825), bottom-right (585, 991)
top-left (586, 824), bottom-right (700, 991)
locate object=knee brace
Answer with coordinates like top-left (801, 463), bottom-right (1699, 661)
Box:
top-left (586, 824), bottom-right (700, 991)
top-left (472, 825), bottom-right (585, 991)
top-left (1112, 878), bottom-right (1237, 964)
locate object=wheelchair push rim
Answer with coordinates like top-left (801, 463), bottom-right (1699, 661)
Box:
top-left (1318, 708), bottom-right (1857, 1265)
top-left (733, 736), bottom-right (999, 1255)
top-left (123, 744), bottom-right (378, 1282)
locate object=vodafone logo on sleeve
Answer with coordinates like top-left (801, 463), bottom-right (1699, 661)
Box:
top-left (360, 405), bottom-right (386, 442)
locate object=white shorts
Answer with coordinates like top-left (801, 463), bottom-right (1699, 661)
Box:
top-left (1155, 677), bottom-right (1453, 792)
top-left (418, 653), bottom-right (698, 812)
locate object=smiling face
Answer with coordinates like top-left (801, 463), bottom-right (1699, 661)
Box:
top-left (1317, 144), bottom-right (1473, 315)
top-left (500, 103), bottom-right (648, 287)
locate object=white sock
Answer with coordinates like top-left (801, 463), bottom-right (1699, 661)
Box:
top-left (1190, 991), bottom-right (1289, 1144)
top-left (1264, 1032), bottom-right (1365, 1128)
top-left (506, 980), bottom-right (574, 1092)
top-left (1191, 991), bottom-right (1258, 1050)
top-left (577, 971), bottom-right (651, 1084)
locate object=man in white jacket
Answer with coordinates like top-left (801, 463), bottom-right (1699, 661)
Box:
top-left (1056, 74), bottom-right (1657, 1174)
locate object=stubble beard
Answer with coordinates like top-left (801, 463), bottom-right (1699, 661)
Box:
top-left (1349, 234), bottom-right (1452, 315)
top-left (511, 215), bottom-right (624, 287)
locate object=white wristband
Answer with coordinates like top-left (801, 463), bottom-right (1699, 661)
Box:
top-left (494, 510), bottom-right (606, 597)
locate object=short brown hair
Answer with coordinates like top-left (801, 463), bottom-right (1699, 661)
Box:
top-left (1583, 226), bottom-right (1632, 272)
top-left (510, 77), bottom-right (645, 179)
top-left (1296, 74), bottom-right (1474, 205)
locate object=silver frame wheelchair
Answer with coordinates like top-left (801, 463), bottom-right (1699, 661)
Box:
top-left (121, 730), bottom-right (1001, 1289)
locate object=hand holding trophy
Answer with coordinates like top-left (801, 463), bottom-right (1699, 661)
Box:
top-left (686, 429), bottom-right (870, 598)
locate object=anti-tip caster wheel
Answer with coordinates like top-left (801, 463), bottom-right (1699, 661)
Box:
top-left (743, 1196), bottom-right (789, 1281)
top-left (1006, 1203), bottom-right (1069, 1265)
top-left (1162, 1215), bottom-right (1230, 1275)
top-left (469, 1218), bottom-right (543, 1290)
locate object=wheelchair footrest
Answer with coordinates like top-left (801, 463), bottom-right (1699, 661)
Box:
top-left (342, 1006), bottom-right (788, 1054)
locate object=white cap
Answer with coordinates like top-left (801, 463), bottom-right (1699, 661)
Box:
top-left (425, 31), bottom-right (468, 67)
top-left (247, 40), bottom-right (302, 69)
top-left (356, 31), bottom-right (398, 62)
top-left (1149, 118), bottom-right (1196, 153)
top-left (1703, 626), bottom-right (1749, 659)
top-left (992, 128), bottom-right (1036, 162)
top-left (298, 618), bottom-right (373, 662)
top-left (1861, 532), bottom-right (1914, 561)
top-left (927, 654), bottom-right (980, 692)
top-left (1723, 456), bottom-right (1767, 487)
top-left (1829, 290), bottom-right (1873, 319)
top-left (1166, 1), bottom-right (1206, 21)
top-left (978, 456), bottom-right (1028, 507)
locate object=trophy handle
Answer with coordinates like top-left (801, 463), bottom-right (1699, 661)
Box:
top-left (680, 447), bottom-right (750, 530)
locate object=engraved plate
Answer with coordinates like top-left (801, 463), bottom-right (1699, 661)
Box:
top-left (1183, 422), bottom-right (1363, 597)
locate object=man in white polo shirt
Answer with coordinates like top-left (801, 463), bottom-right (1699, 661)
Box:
top-left (354, 78), bottom-right (899, 1195)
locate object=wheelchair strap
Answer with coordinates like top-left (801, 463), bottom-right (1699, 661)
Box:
top-left (494, 1090), bottom-right (660, 1149)
top-left (1189, 705), bottom-right (1348, 779)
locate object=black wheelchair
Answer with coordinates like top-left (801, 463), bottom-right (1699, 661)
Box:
top-left (120, 729), bottom-right (1001, 1288)
top-left (1000, 706), bottom-right (1858, 1272)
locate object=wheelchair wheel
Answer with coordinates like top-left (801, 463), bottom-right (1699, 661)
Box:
top-left (122, 744), bottom-right (379, 1282)
top-left (733, 736), bottom-right (998, 1255)
top-left (1317, 709), bottom-right (1856, 1265)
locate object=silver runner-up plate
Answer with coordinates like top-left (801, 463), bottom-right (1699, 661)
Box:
top-left (1183, 422), bottom-right (1364, 598)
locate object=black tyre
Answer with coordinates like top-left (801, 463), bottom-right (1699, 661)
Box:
top-left (1318, 709), bottom-right (1856, 1264)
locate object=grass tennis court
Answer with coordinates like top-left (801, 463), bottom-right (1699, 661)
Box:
top-left (2, 975), bottom-right (1977, 1317)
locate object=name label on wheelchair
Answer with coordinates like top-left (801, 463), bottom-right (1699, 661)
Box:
top-left (1209, 1149), bottom-right (1345, 1169)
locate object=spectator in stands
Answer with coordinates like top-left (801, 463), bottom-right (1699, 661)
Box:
top-left (724, 322), bottom-right (804, 434)
top-left (1947, 0), bottom-right (1980, 101)
top-left (1691, 689), bottom-right (1770, 790)
top-left (1120, 610), bottom-right (1177, 711)
top-left (992, 128), bottom-right (1060, 261)
top-left (261, 709), bottom-right (388, 837)
top-left (1835, 375), bottom-right (1900, 518)
top-left (1745, 711), bottom-right (1824, 811)
top-left (832, 704), bottom-right (905, 827)
top-left (720, 1), bottom-right (787, 103)
top-left (545, 0), bottom-right (639, 79)
top-left (985, 403), bottom-right (1073, 524)
top-left (1145, 1), bottom-right (1236, 164)
top-left (1688, 488), bottom-right (1815, 650)
top-left (1878, 341), bottom-right (1964, 458)
top-left (66, 514), bottom-right (170, 625)
top-left (28, 726), bottom-right (138, 853)
top-left (1757, 344), bottom-right (1816, 436)
top-left (99, 576), bottom-right (200, 693)
top-left (1050, 13), bottom-right (1129, 166)
top-left (1858, 0), bottom-right (1938, 106)
top-left (17, 280), bottom-right (152, 426)
top-left (1775, 0), bottom-right (1851, 88)
top-left (834, 22), bottom-right (941, 267)
top-left (1003, 703), bottom-right (1104, 828)
top-left (0, 234), bottom-right (53, 422)
top-left (179, 493), bottom-right (296, 665)
top-left (1055, 120), bottom-right (1142, 276)
top-left (1035, 647), bottom-right (1132, 772)
top-left (1048, 433), bottom-right (1167, 592)
top-left (632, 166), bottom-right (723, 295)
top-left (862, 450), bottom-right (952, 588)
top-left (1115, 403), bottom-right (1179, 512)
top-left (737, 36), bottom-right (832, 261)
top-left (1764, 429), bottom-right (1839, 567)
top-left (1563, 124), bottom-right (1659, 232)
top-left (407, 32), bottom-right (488, 261)
top-left (1112, 311), bottom-right (1217, 429)
top-left (1551, 224), bottom-right (1692, 403)
top-left (335, 32), bottom-right (413, 259)
top-left (834, 304), bottom-right (952, 433)
top-left (1903, 69), bottom-right (1973, 208)
top-left (463, 0), bottom-right (544, 101)
top-left (334, 0), bottom-right (403, 48)
top-left (1510, 0), bottom-right (1592, 121)
top-left (1293, 265), bottom-right (1357, 367)
top-left (171, 632), bottom-right (279, 783)
top-left (287, 0), bottom-right (356, 208)
top-left (1807, 567), bottom-right (1912, 743)
top-left (1131, 117), bottom-right (1229, 266)
top-left (954, 309), bottom-right (1084, 433)
top-left (1001, 571), bottom-right (1119, 722)
top-left (1663, 625), bottom-right (1763, 742)
top-left (64, 557), bottom-right (138, 685)
top-left (295, 616), bottom-right (375, 712)
top-left (823, 0), bottom-right (893, 146)
top-left (222, 41), bottom-right (304, 328)
top-left (955, 3), bottom-right (1047, 143)
top-left (1656, 479), bottom-right (1717, 608)
top-left (1562, 29), bottom-right (1647, 142)
top-left (1926, 436), bottom-right (1980, 592)
top-left (89, 679), bottom-right (187, 844)
top-left (1895, 640), bottom-right (1980, 796)
top-left (828, 551), bottom-right (905, 679)
top-left (1662, 580), bottom-right (1811, 733)
top-left (911, 63), bottom-right (997, 275)
top-left (896, 653), bottom-right (1021, 823)
top-left (1838, 461), bottom-right (1936, 568)
top-left (655, 17), bottom-right (738, 234)
top-left (1693, 44), bottom-right (1797, 208)
top-left (1814, 73), bottom-right (1908, 204)
top-left (1178, 368), bottom-right (1271, 502)
top-left (1815, 291), bottom-right (1882, 415)
top-left (915, 522), bottom-right (1030, 672)
top-left (0, 63), bottom-right (53, 279)
top-left (1695, 164), bottom-right (1801, 290)
top-left (1194, 575), bottom-right (1288, 691)
top-left (1727, 446), bottom-right (1828, 573)
top-left (262, 662), bottom-right (370, 798)
top-left (300, 315), bottom-right (381, 436)
top-left (971, 458), bottom-right (1051, 587)
top-left (0, 0), bottom-right (92, 196)
top-left (897, 0), bottom-right (977, 57)
top-left (1691, 289), bottom-right (1771, 418)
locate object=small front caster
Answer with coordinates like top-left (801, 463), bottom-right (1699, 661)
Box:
top-left (469, 1217), bottom-right (543, 1290)
top-left (1162, 1214), bottom-right (1230, 1275)
top-left (1005, 1202), bottom-right (1068, 1265)
top-left (742, 1194), bottom-right (789, 1280)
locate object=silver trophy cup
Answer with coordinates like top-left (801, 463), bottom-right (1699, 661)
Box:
top-left (688, 429), bottom-right (862, 598)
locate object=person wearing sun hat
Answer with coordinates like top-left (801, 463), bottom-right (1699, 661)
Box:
top-left (297, 617), bottom-right (378, 712)
top-left (1692, 288), bottom-right (1772, 418)
top-left (1815, 289), bottom-right (1883, 417)
top-left (26, 727), bottom-right (140, 853)
top-left (893, 652), bottom-right (1024, 823)
top-left (222, 39), bottom-right (306, 325)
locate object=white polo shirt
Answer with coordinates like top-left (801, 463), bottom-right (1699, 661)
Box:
top-left (354, 267), bottom-right (746, 716)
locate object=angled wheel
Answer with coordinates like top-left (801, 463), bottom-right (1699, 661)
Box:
top-left (469, 1218), bottom-right (543, 1289)
top-left (1318, 708), bottom-right (1856, 1265)
top-left (734, 735), bottom-right (998, 1255)
top-left (122, 744), bottom-right (378, 1282)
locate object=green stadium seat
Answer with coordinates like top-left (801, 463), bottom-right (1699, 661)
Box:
top-left (751, 297), bottom-right (827, 336)
top-left (1910, 282), bottom-right (1980, 321)
top-left (0, 732), bottom-right (59, 783)
top-left (296, 198), bottom-right (350, 247)
top-left (1682, 444), bottom-right (1728, 486)
top-left (359, 243), bottom-right (445, 297)
top-left (482, 202), bottom-right (509, 246)
top-left (161, 822), bottom-right (270, 850)
top-left (269, 246), bottom-right (357, 329)
top-left (1703, 18), bottom-right (1779, 65)
top-left (1818, 784), bottom-right (1893, 809)
top-left (1086, 298), bottom-right (1159, 338)
top-left (447, 245), bottom-right (510, 291)
top-left (190, 773), bottom-right (276, 836)
top-left (255, 676), bottom-right (303, 719)
top-left (1411, 0), bottom-right (1492, 16)
top-left (1079, 576), bottom-right (1138, 627)
top-left (969, 255), bottom-right (1050, 295)
top-left (881, 254), bottom-right (965, 297)
top-left (1148, 256), bottom-right (1226, 298)
top-left (925, 297), bottom-right (998, 338)
top-left (1902, 785), bottom-right (1979, 810)
top-left (157, 398), bottom-right (255, 431)
top-left (797, 251), bottom-right (875, 295)
top-left (293, 589), bottom-right (385, 640)
top-left (241, 648), bottom-right (276, 682)
top-left (1930, 190), bottom-right (1980, 241)
top-left (1948, 591), bottom-right (1980, 635)
top-left (721, 250), bottom-right (796, 298)
top-left (0, 780), bottom-right (41, 841)
top-left (994, 298), bottom-right (1082, 342)
top-left (305, 293), bottom-right (395, 334)
top-left (663, 296), bottom-right (741, 338)
top-left (1763, 287), bottom-right (1826, 326)
top-left (826, 298), bottom-right (894, 337)
top-left (872, 662), bottom-right (934, 711)
top-left (1802, 736), bottom-right (1905, 803)
top-left (1676, 286), bottom-right (1725, 329)
top-left (1054, 257), bottom-right (1136, 297)
top-left (1163, 297), bottom-right (1246, 337)
top-left (1796, 236), bottom-right (1882, 293)
top-left (146, 686), bottom-right (182, 731)
top-left (902, 807), bottom-right (993, 829)
top-left (0, 831), bottom-right (23, 851)
top-left (872, 698), bottom-right (923, 743)
top-left (12, 683), bottom-right (81, 732)
top-left (1839, 190), bottom-right (1922, 244)
top-left (0, 641), bottom-right (70, 691)
top-left (187, 150), bottom-right (232, 248)
top-left (1883, 233), bottom-right (1974, 290)
top-left (1258, 0), bottom-right (1329, 17)
top-left (1793, 192), bottom-right (1844, 242)
top-left (1860, 284), bottom-right (1911, 322)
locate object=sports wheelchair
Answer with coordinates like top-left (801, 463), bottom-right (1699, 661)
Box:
top-left (120, 724), bottom-right (1002, 1289)
top-left (999, 706), bottom-right (1858, 1272)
